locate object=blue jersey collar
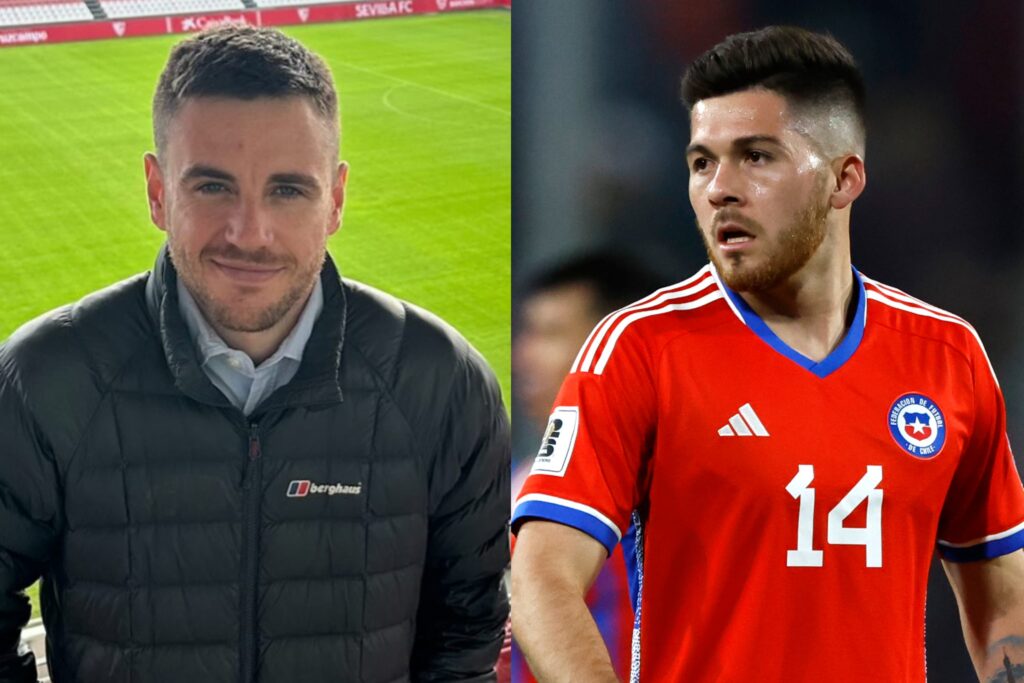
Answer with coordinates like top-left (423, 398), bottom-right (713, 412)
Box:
top-left (717, 267), bottom-right (866, 378)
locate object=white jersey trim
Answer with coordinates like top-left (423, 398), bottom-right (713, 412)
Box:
top-left (863, 288), bottom-right (999, 386)
top-left (938, 518), bottom-right (1024, 549)
top-left (862, 277), bottom-right (969, 325)
top-left (593, 291), bottom-right (724, 375)
top-left (514, 493), bottom-right (623, 542)
top-left (571, 266), bottom-right (715, 374)
top-left (708, 263), bottom-right (745, 324)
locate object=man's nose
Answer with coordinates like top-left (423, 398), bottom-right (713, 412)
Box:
top-left (706, 162), bottom-right (745, 208)
top-left (224, 197), bottom-right (274, 248)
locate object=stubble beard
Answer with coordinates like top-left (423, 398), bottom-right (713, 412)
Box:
top-left (700, 183), bottom-right (832, 293)
top-left (168, 237), bottom-right (323, 334)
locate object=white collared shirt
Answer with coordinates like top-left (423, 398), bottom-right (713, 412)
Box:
top-left (177, 279), bottom-right (324, 415)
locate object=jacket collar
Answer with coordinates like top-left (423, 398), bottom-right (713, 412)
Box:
top-left (146, 244), bottom-right (346, 413)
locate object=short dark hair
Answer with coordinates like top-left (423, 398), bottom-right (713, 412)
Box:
top-left (152, 25), bottom-right (338, 156)
top-left (681, 26), bottom-right (866, 150)
top-left (525, 251), bottom-right (668, 315)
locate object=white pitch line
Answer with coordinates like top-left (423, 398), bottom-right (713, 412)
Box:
top-left (381, 85), bottom-right (440, 122)
top-left (335, 59), bottom-right (510, 118)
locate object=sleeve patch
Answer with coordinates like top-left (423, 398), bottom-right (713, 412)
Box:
top-left (529, 407), bottom-right (579, 477)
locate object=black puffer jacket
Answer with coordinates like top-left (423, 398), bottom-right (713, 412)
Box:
top-left (0, 247), bottom-right (510, 683)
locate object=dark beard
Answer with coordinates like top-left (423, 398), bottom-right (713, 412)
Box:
top-left (168, 240), bottom-right (319, 334)
top-left (699, 180), bottom-right (831, 292)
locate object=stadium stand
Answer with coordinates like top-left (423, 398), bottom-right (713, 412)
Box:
top-left (0, 0), bottom-right (92, 27)
top-left (101, 0), bottom-right (245, 18)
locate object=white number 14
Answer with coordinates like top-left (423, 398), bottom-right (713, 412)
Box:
top-left (785, 465), bottom-right (883, 568)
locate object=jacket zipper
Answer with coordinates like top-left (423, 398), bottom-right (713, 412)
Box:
top-left (240, 423), bottom-right (262, 683)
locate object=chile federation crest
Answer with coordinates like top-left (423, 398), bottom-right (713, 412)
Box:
top-left (888, 393), bottom-right (946, 458)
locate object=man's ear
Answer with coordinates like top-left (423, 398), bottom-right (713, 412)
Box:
top-left (829, 154), bottom-right (866, 210)
top-left (328, 161), bottom-right (349, 236)
top-left (144, 153), bottom-right (168, 232)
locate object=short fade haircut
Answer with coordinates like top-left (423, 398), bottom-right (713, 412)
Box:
top-left (152, 25), bottom-right (338, 158)
top-left (681, 26), bottom-right (866, 156)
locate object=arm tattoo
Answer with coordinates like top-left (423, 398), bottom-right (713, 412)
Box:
top-left (986, 637), bottom-right (1024, 683)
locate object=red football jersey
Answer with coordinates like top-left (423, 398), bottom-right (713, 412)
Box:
top-left (512, 264), bottom-right (1024, 682)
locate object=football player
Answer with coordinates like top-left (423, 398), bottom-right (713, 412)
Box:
top-left (512, 25), bottom-right (1024, 683)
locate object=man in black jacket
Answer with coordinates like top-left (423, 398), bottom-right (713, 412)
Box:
top-left (0, 26), bottom-right (509, 682)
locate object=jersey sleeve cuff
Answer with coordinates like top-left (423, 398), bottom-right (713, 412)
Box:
top-left (938, 520), bottom-right (1024, 562)
top-left (511, 494), bottom-right (622, 555)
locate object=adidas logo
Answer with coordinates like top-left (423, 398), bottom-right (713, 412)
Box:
top-left (718, 403), bottom-right (769, 437)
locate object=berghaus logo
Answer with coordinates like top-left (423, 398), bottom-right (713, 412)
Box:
top-left (286, 480), bottom-right (363, 497)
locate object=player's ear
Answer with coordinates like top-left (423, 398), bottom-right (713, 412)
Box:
top-left (829, 154), bottom-right (866, 210)
top-left (327, 161), bottom-right (348, 237)
top-left (144, 153), bottom-right (168, 232)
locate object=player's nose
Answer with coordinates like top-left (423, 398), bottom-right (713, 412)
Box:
top-left (706, 162), bottom-right (745, 207)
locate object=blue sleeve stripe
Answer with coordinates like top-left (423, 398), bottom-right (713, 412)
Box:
top-left (938, 526), bottom-right (1024, 562)
top-left (620, 520), bottom-right (640, 615)
top-left (512, 499), bottom-right (620, 554)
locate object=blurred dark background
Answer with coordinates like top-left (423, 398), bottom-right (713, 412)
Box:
top-left (512, 1), bottom-right (1024, 679)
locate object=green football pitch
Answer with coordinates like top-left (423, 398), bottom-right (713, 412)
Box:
top-left (0, 10), bottom-right (509, 619)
